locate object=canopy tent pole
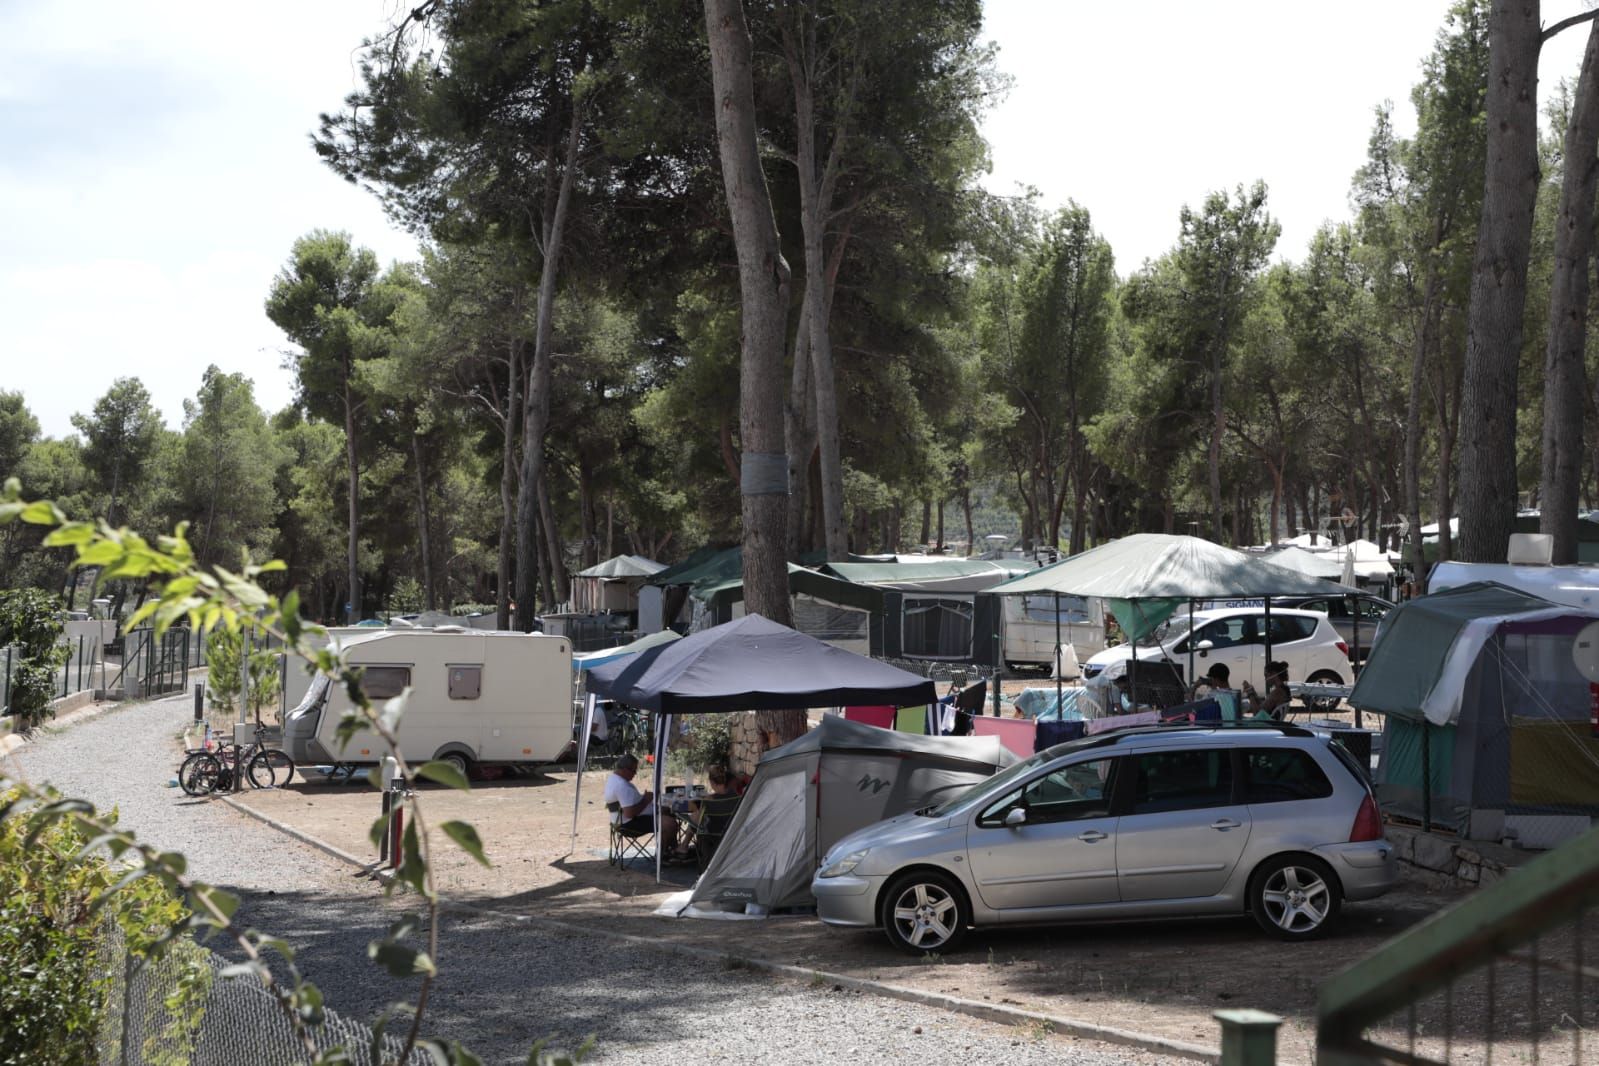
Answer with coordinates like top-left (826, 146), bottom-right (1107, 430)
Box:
top-left (653, 711), bottom-right (671, 883)
top-left (1054, 591), bottom-right (1062, 716)
top-left (1188, 599), bottom-right (1195, 693)
top-left (569, 693), bottom-right (598, 853)
top-left (1262, 596), bottom-right (1274, 699)
top-left (1349, 593), bottom-right (1363, 728)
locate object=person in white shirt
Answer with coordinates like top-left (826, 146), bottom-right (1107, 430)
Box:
top-left (604, 753), bottom-right (653, 829)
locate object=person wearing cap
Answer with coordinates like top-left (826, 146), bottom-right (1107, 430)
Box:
top-left (1190, 662), bottom-right (1233, 700)
top-left (604, 753), bottom-right (681, 852)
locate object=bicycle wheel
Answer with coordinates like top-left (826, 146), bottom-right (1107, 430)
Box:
top-left (259, 748), bottom-right (296, 786)
top-left (179, 752), bottom-right (222, 796)
top-left (246, 750), bottom-right (278, 789)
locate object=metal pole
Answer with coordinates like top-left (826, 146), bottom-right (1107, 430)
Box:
top-left (239, 628), bottom-right (250, 727)
top-left (77, 635), bottom-right (84, 692)
top-left (1054, 592), bottom-right (1062, 717)
top-left (1262, 596), bottom-right (1273, 695)
top-left (1188, 599), bottom-right (1196, 692)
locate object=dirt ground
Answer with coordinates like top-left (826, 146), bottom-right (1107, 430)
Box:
top-left (210, 754), bottom-right (1510, 1066)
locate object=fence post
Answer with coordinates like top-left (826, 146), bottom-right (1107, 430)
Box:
top-left (77, 635), bottom-right (84, 693)
top-left (1215, 1009), bottom-right (1281, 1066)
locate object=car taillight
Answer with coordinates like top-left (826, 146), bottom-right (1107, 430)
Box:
top-left (1349, 793), bottom-right (1382, 842)
top-left (1336, 640), bottom-right (1349, 657)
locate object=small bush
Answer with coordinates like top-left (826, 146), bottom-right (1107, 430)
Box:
top-left (0, 588), bottom-right (68, 727)
top-left (0, 789), bottom-right (202, 1066)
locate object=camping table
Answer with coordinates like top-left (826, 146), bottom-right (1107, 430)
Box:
top-left (659, 787), bottom-right (710, 855)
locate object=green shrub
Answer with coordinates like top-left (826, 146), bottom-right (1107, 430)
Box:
top-left (680, 714), bottom-right (733, 772)
top-left (0, 588), bottom-right (68, 727)
top-left (204, 627), bottom-right (242, 713)
top-left (0, 789), bottom-right (202, 1066)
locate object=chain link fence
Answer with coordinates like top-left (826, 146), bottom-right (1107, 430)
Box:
top-left (91, 919), bottom-right (428, 1066)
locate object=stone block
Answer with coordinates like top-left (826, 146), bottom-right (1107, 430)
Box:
top-left (1455, 847), bottom-right (1482, 866)
top-left (1412, 832), bottom-right (1458, 872)
top-left (1454, 861), bottom-right (1480, 883)
top-left (1392, 831), bottom-right (1415, 862)
top-left (1477, 865), bottom-right (1504, 889)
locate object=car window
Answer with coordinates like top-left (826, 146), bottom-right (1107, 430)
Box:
top-left (1196, 617), bottom-right (1253, 649)
top-left (1268, 616), bottom-right (1318, 644)
top-left (979, 757), bottom-right (1117, 826)
top-left (360, 666), bottom-right (411, 700)
top-left (1297, 599), bottom-right (1328, 614)
top-left (1355, 599), bottom-right (1389, 621)
top-left (1128, 749), bottom-right (1234, 814)
top-left (1242, 748), bottom-right (1333, 803)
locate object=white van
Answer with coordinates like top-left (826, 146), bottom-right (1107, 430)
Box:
top-left (283, 628), bottom-right (572, 776)
top-left (999, 592), bottom-right (1106, 670)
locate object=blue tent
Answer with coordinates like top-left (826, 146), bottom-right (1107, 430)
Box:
top-left (571, 630), bottom-right (680, 673)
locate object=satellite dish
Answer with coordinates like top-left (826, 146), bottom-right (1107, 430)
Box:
top-left (1573, 620), bottom-right (1599, 682)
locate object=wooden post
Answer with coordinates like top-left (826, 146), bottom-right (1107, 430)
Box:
top-left (1215, 1008), bottom-right (1281, 1066)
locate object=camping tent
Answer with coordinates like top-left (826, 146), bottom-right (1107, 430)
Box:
top-left (581, 614), bottom-right (938, 879)
top-left (571, 630), bottom-right (680, 673)
top-left (824, 559), bottom-right (1030, 661)
top-left (571, 555), bottom-right (665, 614)
top-left (687, 716), bottom-right (1016, 914)
top-left (1261, 546), bottom-right (1345, 581)
top-left (1351, 582), bottom-right (1599, 846)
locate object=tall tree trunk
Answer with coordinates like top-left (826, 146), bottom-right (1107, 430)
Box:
top-left (515, 93), bottom-right (583, 629)
top-left (962, 489), bottom-right (974, 555)
top-left (1404, 266), bottom-right (1440, 580)
top-left (578, 458), bottom-right (598, 570)
top-left (919, 499), bottom-right (931, 548)
top-left (1458, 0), bottom-right (1541, 563)
top-left (784, 316), bottom-right (814, 558)
top-left (343, 376), bottom-right (361, 624)
top-left (705, 0), bottom-right (796, 640)
top-left (497, 339), bottom-right (521, 631)
top-left (1209, 343), bottom-right (1226, 543)
top-left (935, 498), bottom-right (945, 551)
top-left (412, 432), bottom-right (436, 611)
top-left (1543, 19), bottom-right (1599, 563)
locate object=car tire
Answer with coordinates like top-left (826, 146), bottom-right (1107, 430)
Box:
top-left (1249, 854), bottom-right (1342, 940)
top-left (880, 870), bottom-right (970, 955)
top-left (1304, 670), bottom-right (1344, 713)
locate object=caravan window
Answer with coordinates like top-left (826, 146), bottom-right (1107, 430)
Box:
top-left (448, 665), bottom-right (482, 700)
top-left (1020, 594), bottom-right (1093, 625)
top-left (361, 666), bottom-right (411, 700)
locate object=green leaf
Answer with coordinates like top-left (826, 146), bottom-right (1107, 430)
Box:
top-left (74, 540), bottom-right (124, 567)
top-left (0, 501), bottom-right (23, 524)
top-left (42, 522), bottom-right (94, 547)
top-left (368, 940), bottom-right (436, 977)
top-left (397, 819), bottom-right (427, 896)
top-left (190, 883), bottom-right (241, 927)
top-left (440, 820), bottom-right (491, 868)
top-left (416, 760), bottom-right (471, 792)
top-left (19, 499), bottom-right (64, 525)
top-left (369, 810), bottom-right (394, 850)
top-left (256, 559), bottom-right (287, 573)
top-left (219, 961), bottom-right (267, 982)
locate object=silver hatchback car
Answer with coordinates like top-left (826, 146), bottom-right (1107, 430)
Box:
top-left (812, 724), bottom-right (1395, 954)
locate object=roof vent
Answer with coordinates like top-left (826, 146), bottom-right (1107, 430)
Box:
top-left (1507, 533), bottom-right (1553, 566)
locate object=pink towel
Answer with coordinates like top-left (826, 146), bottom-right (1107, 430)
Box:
top-left (1085, 710), bottom-right (1161, 735)
top-left (971, 715), bottom-right (1037, 758)
top-left (844, 705), bottom-right (896, 729)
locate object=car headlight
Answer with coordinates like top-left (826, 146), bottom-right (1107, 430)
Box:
top-left (818, 848), bottom-right (869, 878)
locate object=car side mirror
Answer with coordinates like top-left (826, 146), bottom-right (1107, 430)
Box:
top-left (1003, 807), bottom-right (1027, 828)
top-left (1196, 639), bottom-right (1214, 655)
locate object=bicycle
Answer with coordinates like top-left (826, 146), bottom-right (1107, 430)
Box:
top-left (177, 729), bottom-right (298, 796)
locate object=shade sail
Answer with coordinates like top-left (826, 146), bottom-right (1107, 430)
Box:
top-left (1262, 546), bottom-right (1346, 580)
top-left (990, 533), bottom-right (1350, 599)
top-left (584, 613), bottom-right (937, 713)
top-left (824, 560), bottom-right (1029, 594)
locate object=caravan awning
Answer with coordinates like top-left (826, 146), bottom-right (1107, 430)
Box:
top-left (1349, 582), bottom-right (1567, 724)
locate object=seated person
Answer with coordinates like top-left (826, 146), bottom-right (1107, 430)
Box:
top-left (683, 763), bottom-right (742, 864)
top-left (1190, 663), bottom-right (1234, 701)
top-left (1241, 660), bottom-right (1291, 719)
top-left (604, 753), bottom-right (678, 850)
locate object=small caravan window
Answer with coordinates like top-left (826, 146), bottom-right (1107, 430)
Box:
top-left (361, 666), bottom-right (411, 700)
top-left (448, 665), bottom-right (482, 700)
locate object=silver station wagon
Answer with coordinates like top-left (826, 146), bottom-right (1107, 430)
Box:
top-left (813, 724), bottom-right (1395, 953)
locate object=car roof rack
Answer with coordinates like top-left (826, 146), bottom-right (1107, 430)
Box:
top-left (1044, 719), bottom-right (1317, 756)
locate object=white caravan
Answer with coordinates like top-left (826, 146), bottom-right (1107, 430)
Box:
top-left (283, 628), bottom-right (572, 776)
top-left (999, 592), bottom-right (1106, 670)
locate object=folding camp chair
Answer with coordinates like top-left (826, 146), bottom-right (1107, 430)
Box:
top-left (605, 801), bottom-right (654, 868)
top-left (689, 794), bottom-right (742, 871)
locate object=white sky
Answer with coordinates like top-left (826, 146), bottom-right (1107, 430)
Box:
top-left (2, 1), bottom-right (1592, 440)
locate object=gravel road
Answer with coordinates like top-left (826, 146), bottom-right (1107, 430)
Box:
top-left (5, 694), bottom-right (1186, 1065)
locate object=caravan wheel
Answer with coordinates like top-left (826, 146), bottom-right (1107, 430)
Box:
top-left (881, 870), bottom-right (970, 955)
top-left (437, 750), bottom-right (474, 781)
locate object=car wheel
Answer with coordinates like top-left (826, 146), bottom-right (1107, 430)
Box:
top-left (1250, 855), bottom-right (1342, 940)
top-left (881, 870), bottom-right (970, 955)
top-left (1305, 670), bottom-right (1344, 713)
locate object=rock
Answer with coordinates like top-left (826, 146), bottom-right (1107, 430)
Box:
top-left (1455, 861), bottom-right (1480, 883)
top-left (1412, 832), bottom-right (1458, 872)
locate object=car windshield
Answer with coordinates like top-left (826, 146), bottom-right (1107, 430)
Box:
top-left (1136, 616), bottom-right (1194, 648)
top-left (925, 748), bottom-right (1058, 818)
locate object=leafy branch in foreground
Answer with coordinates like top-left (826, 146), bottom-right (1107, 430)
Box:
top-left (0, 478), bottom-right (586, 1065)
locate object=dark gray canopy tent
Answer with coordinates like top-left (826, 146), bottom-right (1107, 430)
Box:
top-left (581, 614), bottom-right (939, 878)
top-left (688, 716), bottom-right (1016, 915)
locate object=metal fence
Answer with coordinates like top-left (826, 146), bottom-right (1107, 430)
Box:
top-left (92, 918), bottom-right (428, 1066)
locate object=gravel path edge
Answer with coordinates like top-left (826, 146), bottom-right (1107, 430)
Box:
top-left (220, 794), bottom-right (1224, 1063)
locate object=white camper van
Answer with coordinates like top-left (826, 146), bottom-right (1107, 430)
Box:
top-left (1427, 561), bottom-right (1599, 610)
top-left (283, 628), bottom-right (572, 776)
